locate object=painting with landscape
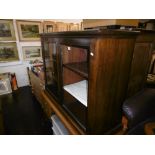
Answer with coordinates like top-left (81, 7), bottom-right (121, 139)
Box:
top-left (0, 43), bottom-right (19, 62)
top-left (17, 21), bottom-right (42, 41)
top-left (0, 20), bottom-right (15, 41)
top-left (21, 24), bottom-right (39, 38)
top-left (22, 46), bottom-right (42, 60)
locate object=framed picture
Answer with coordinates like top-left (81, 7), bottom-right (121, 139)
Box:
top-left (0, 42), bottom-right (19, 62)
top-left (16, 20), bottom-right (43, 41)
top-left (22, 46), bottom-right (42, 60)
top-left (68, 23), bottom-right (80, 31)
top-left (43, 21), bottom-right (56, 33)
top-left (55, 22), bottom-right (68, 32)
top-left (0, 20), bottom-right (16, 41)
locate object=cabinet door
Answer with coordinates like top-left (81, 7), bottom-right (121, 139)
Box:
top-left (43, 41), bottom-right (60, 99)
top-left (61, 45), bottom-right (88, 130)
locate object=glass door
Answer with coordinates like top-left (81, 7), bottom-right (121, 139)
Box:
top-left (61, 45), bottom-right (89, 130)
top-left (43, 41), bottom-right (60, 99)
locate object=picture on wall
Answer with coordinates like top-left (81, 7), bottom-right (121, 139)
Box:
top-left (68, 23), bottom-right (80, 31)
top-left (22, 46), bottom-right (42, 60)
top-left (0, 43), bottom-right (19, 62)
top-left (0, 20), bottom-right (16, 41)
top-left (43, 21), bottom-right (56, 33)
top-left (55, 22), bottom-right (68, 32)
top-left (17, 21), bottom-right (43, 41)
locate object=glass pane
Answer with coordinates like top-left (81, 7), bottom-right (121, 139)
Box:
top-left (61, 45), bottom-right (88, 78)
top-left (61, 45), bottom-right (89, 129)
top-left (44, 42), bottom-right (59, 98)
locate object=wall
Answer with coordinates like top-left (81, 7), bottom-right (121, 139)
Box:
top-left (0, 19), bottom-right (82, 87)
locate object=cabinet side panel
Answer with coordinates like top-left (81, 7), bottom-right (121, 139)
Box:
top-left (127, 43), bottom-right (153, 98)
top-left (88, 38), bottom-right (136, 134)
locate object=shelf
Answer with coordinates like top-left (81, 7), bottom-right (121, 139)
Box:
top-left (63, 80), bottom-right (87, 107)
top-left (63, 62), bottom-right (88, 79)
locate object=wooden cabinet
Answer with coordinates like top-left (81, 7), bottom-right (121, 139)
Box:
top-left (127, 30), bottom-right (155, 97)
top-left (28, 70), bottom-right (53, 118)
top-left (41, 29), bottom-right (155, 134)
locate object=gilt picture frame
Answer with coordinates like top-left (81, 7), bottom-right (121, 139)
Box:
top-left (43, 21), bottom-right (56, 33)
top-left (0, 42), bottom-right (19, 62)
top-left (68, 23), bottom-right (80, 31)
top-left (0, 20), bottom-right (16, 41)
top-left (55, 22), bottom-right (68, 32)
top-left (22, 46), bottom-right (42, 60)
top-left (16, 21), bottom-right (43, 41)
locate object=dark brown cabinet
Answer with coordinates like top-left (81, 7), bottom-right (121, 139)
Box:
top-left (127, 31), bottom-right (155, 98)
top-left (41, 29), bottom-right (155, 134)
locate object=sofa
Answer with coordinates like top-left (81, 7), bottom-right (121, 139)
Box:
top-left (122, 88), bottom-right (155, 135)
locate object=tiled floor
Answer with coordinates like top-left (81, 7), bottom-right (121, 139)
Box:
top-left (0, 86), bottom-right (52, 135)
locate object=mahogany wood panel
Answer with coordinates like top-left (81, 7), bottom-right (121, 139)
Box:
top-left (63, 62), bottom-right (88, 79)
top-left (40, 29), bottom-right (138, 38)
top-left (88, 38), bottom-right (136, 134)
top-left (62, 45), bottom-right (87, 64)
top-left (63, 67), bottom-right (85, 85)
top-left (127, 31), bottom-right (155, 97)
top-left (127, 42), bottom-right (153, 97)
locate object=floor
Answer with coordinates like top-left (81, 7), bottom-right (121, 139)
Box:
top-left (0, 86), bottom-right (53, 135)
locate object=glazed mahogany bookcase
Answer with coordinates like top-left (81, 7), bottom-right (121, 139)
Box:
top-left (40, 29), bottom-right (155, 134)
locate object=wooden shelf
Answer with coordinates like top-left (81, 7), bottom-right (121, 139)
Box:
top-left (63, 62), bottom-right (88, 79)
top-left (63, 80), bottom-right (87, 107)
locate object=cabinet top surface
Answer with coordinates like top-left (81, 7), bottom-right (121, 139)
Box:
top-left (40, 29), bottom-right (140, 38)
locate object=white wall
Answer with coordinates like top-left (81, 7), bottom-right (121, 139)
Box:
top-left (0, 19), bottom-right (82, 87)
